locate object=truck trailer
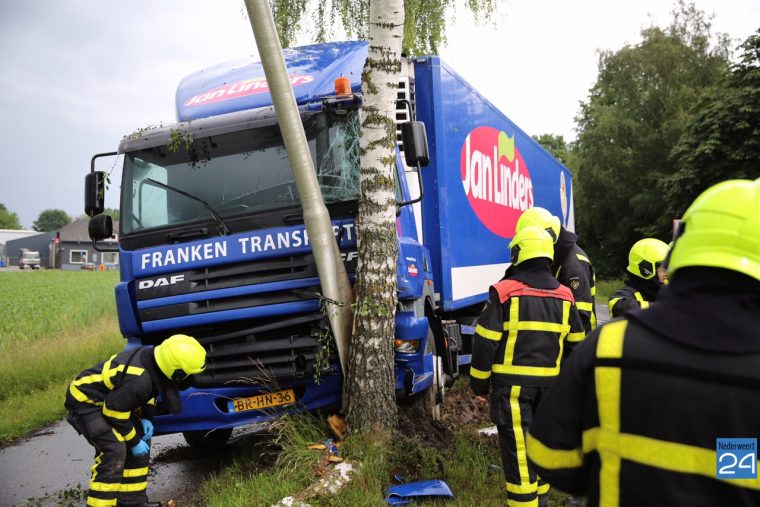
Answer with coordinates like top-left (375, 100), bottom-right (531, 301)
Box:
top-left (84, 41), bottom-right (574, 445)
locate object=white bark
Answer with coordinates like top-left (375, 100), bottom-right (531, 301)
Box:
top-left (344, 0), bottom-right (405, 431)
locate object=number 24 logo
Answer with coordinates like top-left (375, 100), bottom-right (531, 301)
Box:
top-left (718, 452), bottom-right (757, 475)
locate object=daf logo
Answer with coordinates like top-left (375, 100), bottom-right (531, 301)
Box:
top-left (138, 275), bottom-right (185, 290)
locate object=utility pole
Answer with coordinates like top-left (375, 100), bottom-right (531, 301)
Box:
top-left (242, 0), bottom-right (355, 374)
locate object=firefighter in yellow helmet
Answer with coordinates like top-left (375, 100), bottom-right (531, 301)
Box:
top-left (527, 178), bottom-right (760, 506)
top-left (607, 238), bottom-right (670, 318)
top-left (65, 335), bottom-right (206, 507)
top-left (471, 226), bottom-right (586, 507)
top-left (504, 207), bottom-right (598, 333)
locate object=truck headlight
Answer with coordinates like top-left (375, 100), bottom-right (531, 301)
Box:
top-left (394, 339), bottom-right (420, 353)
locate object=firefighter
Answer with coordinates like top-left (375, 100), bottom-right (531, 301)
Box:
top-left (526, 178), bottom-right (760, 506)
top-left (471, 226), bottom-right (586, 507)
top-left (607, 238), bottom-right (670, 318)
top-left (504, 207), bottom-right (598, 333)
top-left (65, 334), bottom-right (206, 507)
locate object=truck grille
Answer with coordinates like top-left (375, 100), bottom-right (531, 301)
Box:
top-left (172, 312), bottom-right (338, 386)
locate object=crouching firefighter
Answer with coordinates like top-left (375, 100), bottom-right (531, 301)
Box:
top-left (470, 226), bottom-right (586, 507)
top-left (65, 334), bottom-right (206, 507)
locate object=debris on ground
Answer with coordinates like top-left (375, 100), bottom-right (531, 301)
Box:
top-left (271, 461), bottom-right (359, 507)
top-left (385, 479), bottom-right (455, 505)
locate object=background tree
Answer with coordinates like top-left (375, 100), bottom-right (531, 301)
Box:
top-left (77, 208), bottom-right (120, 223)
top-left (271, 0), bottom-right (498, 56)
top-left (33, 209), bottom-right (71, 232)
top-left (664, 30), bottom-right (760, 218)
top-left (0, 203), bottom-right (23, 229)
top-left (533, 133), bottom-right (571, 165)
top-left (573, 1), bottom-right (731, 276)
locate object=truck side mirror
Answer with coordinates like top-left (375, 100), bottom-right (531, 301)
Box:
top-left (85, 171), bottom-right (106, 216)
top-left (401, 122), bottom-right (429, 168)
top-left (89, 214), bottom-right (113, 242)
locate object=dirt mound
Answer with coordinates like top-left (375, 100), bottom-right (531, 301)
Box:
top-left (440, 383), bottom-right (491, 428)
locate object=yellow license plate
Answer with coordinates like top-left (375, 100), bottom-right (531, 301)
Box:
top-left (228, 389), bottom-right (296, 413)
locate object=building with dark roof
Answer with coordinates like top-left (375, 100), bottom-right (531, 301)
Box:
top-left (4, 219), bottom-right (120, 270)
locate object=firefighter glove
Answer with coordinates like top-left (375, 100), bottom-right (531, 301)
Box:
top-left (131, 440), bottom-right (150, 457)
top-left (141, 419), bottom-right (154, 442)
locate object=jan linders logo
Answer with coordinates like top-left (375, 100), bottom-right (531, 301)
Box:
top-left (184, 74), bottom-right (315, 107)
top-left (461, 126), bottom-right (534, 238)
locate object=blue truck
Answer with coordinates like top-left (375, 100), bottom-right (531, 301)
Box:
top-left (84, 40), bottom-right (574, 445)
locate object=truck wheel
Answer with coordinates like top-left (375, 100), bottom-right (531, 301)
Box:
top-left (182, 428), bottom-right (233, 449)
top-left (420, 327), bottom-right (444, 421)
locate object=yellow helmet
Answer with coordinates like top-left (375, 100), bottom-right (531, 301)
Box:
top-left (510, 226), bottom-right (554, 266)
top-left (667, 178), bottom-right (760, 282)
top-left (627, 238), bottom-right (670, 279)
top-left (154, 334), bottom-right (207, 381)
top-left (515, 207), bottom-right (561, 243)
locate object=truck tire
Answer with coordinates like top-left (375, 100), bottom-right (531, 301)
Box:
top-left (182, 428), bottom-right (233, 449)
top-left (420, 327), bottom-right (444, 421)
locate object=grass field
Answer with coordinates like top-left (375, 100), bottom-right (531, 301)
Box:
top-left (0, 270), bottom-right (123, 443)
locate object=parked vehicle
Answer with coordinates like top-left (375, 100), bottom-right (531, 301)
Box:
top-left (18, 248), bottom-right (41, 270)
top-left (84, 41), bottom-right (574, 446)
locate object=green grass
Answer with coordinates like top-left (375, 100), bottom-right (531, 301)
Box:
top-left (0, 270), bottom-right (123, 443)
top-left (0, 270), bottom-right (120, 348)
top-left (595, 277), bottom-right (623, 303)
top-left (200, 407), bottom-right (572, 506)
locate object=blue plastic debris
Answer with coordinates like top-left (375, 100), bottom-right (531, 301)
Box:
top-left (324, 438), bottom-right (340, 456)
top-left (385, 479), bottom-right (454, 505)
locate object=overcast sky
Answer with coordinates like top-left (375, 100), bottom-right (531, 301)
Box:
top-left (0, 1), bottom-right (757, 229)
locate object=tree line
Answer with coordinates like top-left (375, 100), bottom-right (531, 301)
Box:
top-left (535, 4), bottom-right (759, 277)
top-left (0, 207), bottom-right (120, 232)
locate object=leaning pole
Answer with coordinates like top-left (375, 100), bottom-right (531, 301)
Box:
top-left (242, 0), bottom-right (354, 374)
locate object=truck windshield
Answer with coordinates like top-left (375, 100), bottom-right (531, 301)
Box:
top-left (22, 253), bottom-right (39, 260)
top-left (121, 111), bottom-right (360, 235)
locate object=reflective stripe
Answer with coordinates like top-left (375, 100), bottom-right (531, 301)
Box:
top-left (640, 300), bottom-right (650, 309)
top-left (89, 481), bottom-right (121, 492)
top-left (120, 481), bottom-right (148, 492)
top-left (576, 254), bottom-right (590, 264)
top-left (102, 405), bottom-right (130, 420)
top-left (526, 432), bottom-right (583, 469)
top-left (476, 324), bottom-right (502, 341)
top-left (595, 321), bottom-right (626, 507)
top-left (507, 497), bottom-right (538, 507)
top-left (112, 429), bottom-right (125, 442)
top-left (87, 497), bottom-right (117, 506)
top-left (504, 321), bottom-right (569, 333)
top-left (123, 427), bottom-right (137, 442)
top-left (537, 482), bottom-right (550, 495)
top-left (506, 481), bottom-right (538, 494)
top-left (576, 302), bottom-right (594, 312)
top-left (146, 398), bottom-right (156, 406)
top-left (69, 383), bottom-right (102, 405)
top-left (566, 331), bottom-right (585, 343)
top-left (73, 373), bottom-right (104, 386)
top-left (123, 467), bottom-right (149, 478)
top-left (510, 386), bottom-right (531, 487)
top-left (470, 366), bottom-right (492, 380)
top-left (608, 298), bottom-right (620, 313)
top-left (503, 298), bottom-right (521, 367)
top-left (101, 356), bottom-right (116, 389)
top-left (495, 298), bottom-right (569, 377)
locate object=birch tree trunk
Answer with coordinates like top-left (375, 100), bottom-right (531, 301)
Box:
top-left (343, 0), bottom-right (405, 432)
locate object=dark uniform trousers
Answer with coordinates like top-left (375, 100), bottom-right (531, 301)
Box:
top-left (68, 410), bottom-right (150, 506)
top-left (492, 384), bottom-right (551, 506)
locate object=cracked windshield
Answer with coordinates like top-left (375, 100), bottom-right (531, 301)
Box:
top-left (121, 111), bottom-right (360, 234)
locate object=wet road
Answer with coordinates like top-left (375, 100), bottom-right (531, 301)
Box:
top-left (0, 420), bottom-right (267, 507)
top-left (0, 421), bottom-right (197, 506)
